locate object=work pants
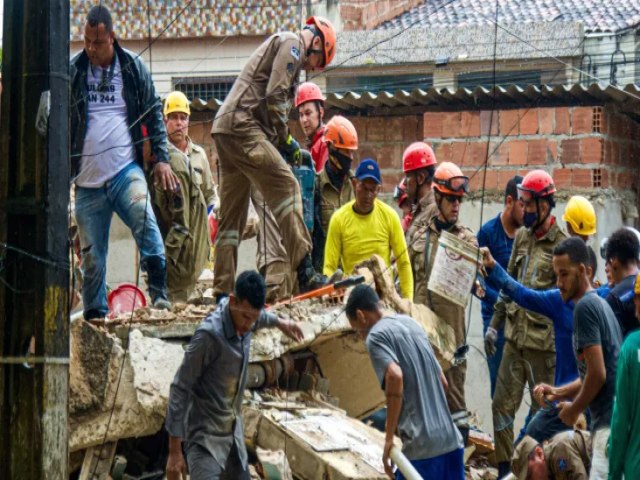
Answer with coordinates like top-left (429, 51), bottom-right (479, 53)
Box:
top-left (251, 187), bottom-right (293, 301)
top-left (482, 314), bottom-right (505, 398)
top-left (186, 442), bottom-right (249, 480)
top-left (396, 448), bottom-right (465, 480)
top-left (492, 341), bottom-right (555, 463)
top-left (75, 162), bottom-right (167, 319)
top-left (213, 133), bottom-right (311, 295)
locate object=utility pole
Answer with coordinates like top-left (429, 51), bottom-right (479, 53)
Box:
top-left (0, 1), bottom-right (70, 478)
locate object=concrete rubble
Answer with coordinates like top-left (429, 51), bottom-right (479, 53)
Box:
top-left (69, 255), bottom-right (467, 477)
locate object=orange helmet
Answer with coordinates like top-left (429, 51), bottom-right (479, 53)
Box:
top-left (518, 170), bottom-right (556, 201)
top-left (306, 16), bottom-right (337, 68)
top-left (433, 162), bottom-right (469, 196)
top-left (323, 115), bottom-right (358, 150)
top-left (403, 142), bottom-right (437, 173)
top-left (295, 82), bottom-right (324, 108)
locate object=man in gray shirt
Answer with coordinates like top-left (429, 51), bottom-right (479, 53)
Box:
top-left (345, 285), bottom-right (464, 480)
top-left (164, 271), bottom-right (303, 480)
top-left (538, 237), bottom-right (622, 479)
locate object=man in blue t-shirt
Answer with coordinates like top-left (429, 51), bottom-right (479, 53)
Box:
top-left (477, 175), bottom-right (523, 396)
top-left (346, 285), bottom-right (464, 480)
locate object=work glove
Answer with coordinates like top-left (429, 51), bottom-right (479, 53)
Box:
top-left (281, 134), bottom-right (302, 166)
top-left (484, 326), bottom-right (498, 357)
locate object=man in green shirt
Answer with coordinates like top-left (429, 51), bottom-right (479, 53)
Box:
top-left (609, 272), bottom-right (640, 479)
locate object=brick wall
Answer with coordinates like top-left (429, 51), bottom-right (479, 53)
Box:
top-left (187, 104), bottom-right (640, 201)
top-left (420, 105), bottom-right (640, 195)
top-left (340, 0), bottom-right (423, 31)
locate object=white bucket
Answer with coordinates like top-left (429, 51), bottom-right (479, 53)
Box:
top-left (427, 230), bottom-right (481, 308)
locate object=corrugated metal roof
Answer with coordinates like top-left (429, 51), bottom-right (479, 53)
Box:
top-left (189, 83), bottom-right (640, 114)
top-left (334, 21), bottom-right (584, 67)
top-left (379, 0), bottom-right (640, 34)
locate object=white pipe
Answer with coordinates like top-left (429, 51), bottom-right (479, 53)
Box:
top-left (390, 446), bottom-right (422, 480)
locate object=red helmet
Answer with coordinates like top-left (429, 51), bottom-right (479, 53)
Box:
top-left (306, 16), bottom-right (337, 68)
top-left (518, 170), bottom-right (556, 201)
top-left (295, 82), bottom-right (324, 108)
top-left (403, 142), bottom-right (437, 173)
top-left (433, 162), bottom-right (469, 196)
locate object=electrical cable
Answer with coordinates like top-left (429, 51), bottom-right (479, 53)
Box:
top-left (90, 1), bottom-right (156, 475)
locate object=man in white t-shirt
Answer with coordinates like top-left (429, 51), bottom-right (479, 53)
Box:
top-left (70, 5), bottom-right (177, 320)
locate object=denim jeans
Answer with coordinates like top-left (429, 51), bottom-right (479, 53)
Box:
top-left (482, 315), bottom-right (505, 398)
top-left (75, 162), bottom-right (167, 319)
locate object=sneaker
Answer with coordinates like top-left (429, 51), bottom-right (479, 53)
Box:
top-left (152, 297), bottom-right (172, 310)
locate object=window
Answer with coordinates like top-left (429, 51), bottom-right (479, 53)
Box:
top-left (173, 76), bottom-right (236, 101)
top-left (327, 74), bottom-right (433, 94)
top-left (457, 70), bottom-right (543, 89)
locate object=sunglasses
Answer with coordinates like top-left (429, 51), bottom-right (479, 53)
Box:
top-left (442, 194), bottom-right (463, 203)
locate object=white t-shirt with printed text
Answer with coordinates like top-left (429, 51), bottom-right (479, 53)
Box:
top-left (76, 56), bottom-right (136, 188)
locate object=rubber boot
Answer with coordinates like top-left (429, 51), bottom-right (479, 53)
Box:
top-left (297, 253), bottom-right (328, 293)
top-left (143, 256), bottom-right (171, 310)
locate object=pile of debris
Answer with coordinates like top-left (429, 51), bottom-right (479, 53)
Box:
top-left (69, 255), bottom-right (494, 479)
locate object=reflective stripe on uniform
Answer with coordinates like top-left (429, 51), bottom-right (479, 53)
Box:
top-left (216, 230), bottom-right (239, 247)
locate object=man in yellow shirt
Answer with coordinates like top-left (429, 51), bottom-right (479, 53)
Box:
top-left (324, 159), bottom-right (413, 300)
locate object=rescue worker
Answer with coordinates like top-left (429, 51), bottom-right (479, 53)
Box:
top-left (152, 91), bottom-right (216, 303)
top-left (562, 195), bottom-right (597, 242)
top-left (323, 159), bottom-right (413, 299)
top-left (609, 272), bottom-right (640, 479)
top-left (211, 16), bottom-right (337, 299)
top-left (402, 142), bottom-right (438, 241)
top-left (477, 175), bottom-right (524, 398)
top-left (485, 169), bottom-right (568, 476)
top-left (312, 115), bottom-right (357, 271)
top-left (510, 431), bottom-right (592, 479)
top-left (393, 179), bottom-right (412, 233)
top-left (295, 81), bottom-right (328, 172)
top-left (408, 161), bottom-right (476, 443)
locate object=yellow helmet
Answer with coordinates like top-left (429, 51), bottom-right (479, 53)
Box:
top-left (635, 272), bottom-right (640, 296)
top-left (562, 195), bottom-right (596, 236)
top-left (164, 91), bottom-right (191, 117)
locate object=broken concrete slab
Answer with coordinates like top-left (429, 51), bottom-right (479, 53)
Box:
top-left (244, 392), bottom-right (389, 480)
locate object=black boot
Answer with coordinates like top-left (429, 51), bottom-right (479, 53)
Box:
top-left (143, 256), bottom-right (171, 310)
top-left (498, 461), bottom-right (511, 478)
top-left (297, 253), bottom-right (328, 293)
top-left (458, 425), bottom-right (469, 447)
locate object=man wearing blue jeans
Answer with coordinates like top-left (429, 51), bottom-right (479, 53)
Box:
top-left (477, 175), bottom-right (523, 396)
top-left (70, 5), bottom-right (176, 320)
top-left (346, 285), bottom-right (464, 480)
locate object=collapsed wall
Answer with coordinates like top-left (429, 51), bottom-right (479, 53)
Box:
top-left (69, 256), bottom-right (458, 477)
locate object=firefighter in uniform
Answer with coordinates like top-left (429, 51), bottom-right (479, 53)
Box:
top-left (402, 142), bottom-right (438, 241)
top-left (211, 16), bottom-right (337, 299)
top-left (485, 169), bottom-right (568, 475)
top-left (408, 162), bottom-right (476, 443)
top-left (510, 431), bottom-right (592, 479)
top-left (312, 115), bottom-right (357, 271)
top-left (296, 81), bottom-right (328, 172)
top-left (153, 91), bottom-right (216, 302)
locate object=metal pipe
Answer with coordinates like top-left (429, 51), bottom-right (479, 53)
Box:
top-left (390, 446), bottom-right (422, 480)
